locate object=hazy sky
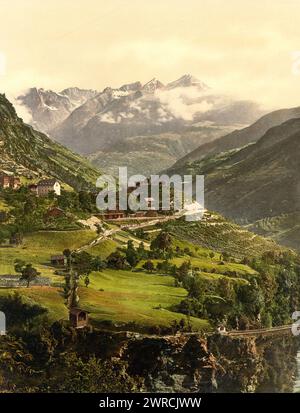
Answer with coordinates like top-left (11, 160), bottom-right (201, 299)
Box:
top-left (1, 0), bottom-right (300, 109)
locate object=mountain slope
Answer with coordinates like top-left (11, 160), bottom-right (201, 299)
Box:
top-left (172, 105), bottom-right (300, 168)
top-left (163, 212), bottom-right (283, 259)
top-left (0, 94), bottom-right (101, 190)
top-left (17, 87), bottom-right (98, 133)
top-left (18, 76), bottom-right (263, 159)
top-left (87, 126), bottom-right (235, 176)
top-left (166, 114), bottom-right (300, 249)
top-left (205, 128), bottom-right (300, 222)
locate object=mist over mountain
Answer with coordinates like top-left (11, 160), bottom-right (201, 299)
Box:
top-left (167, 112), bottom-right (300, 249)
top-left (171, 105), bottom-right (300, 168)
top-left (17, 87), bottom-right (98, 134)
top-left (17, 74), bottom-right (264, 174)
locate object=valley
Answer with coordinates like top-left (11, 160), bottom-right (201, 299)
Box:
top-left (167, 109), bottom-right (300, 251)
top-left (1, 89), bottom-right (300, 394)
top-left (17, 75), bottom-right (263, 175)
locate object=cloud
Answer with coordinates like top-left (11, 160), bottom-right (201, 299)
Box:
top-left (155, 86), bottom-right (215, 121)
top-left (7, 91), bottom-right (33, 124)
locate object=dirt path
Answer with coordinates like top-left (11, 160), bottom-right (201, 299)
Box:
top-left (76, 213), bottom-right (183, 252)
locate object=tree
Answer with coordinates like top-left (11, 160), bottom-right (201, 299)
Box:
top-left (92, 256), bottom-right (105, 271)
top-left (156, 260), bottom-right (171, 274)
top-left (107, 251), bottom-right (128, 270)
top-left (68, 275), bottom-right (80, 308)
top-left (72, 251), bottom-right (93, 277)
top-left (126, 240), bottom-right (139, 268)
top-left (63, 274), bottom-right (72, 303)
top-left (221, 251), bottom-right (230, 262)
top-left (151, 231), bottom-right (172, 252)
top-left (185, 277), bottom-right (205, 300)
top-left (0, 211), bottom-right (7, 223)
top-left (175, 246), bottom-right (182, 256)
top-left (137, 242), bottom-right (147, 260)
top-left (78, 191), bottom-right (94, 212)
top-left (0, 292), bottom-right (47, 327)
top-left (63, 249), bottom-right (72, 270)
top-left (177, 261), bottom-right (191, 282)
top-left (0, 233), bottom-right (6, 245)
top-left (84, 276), bottom-right (90, 288)
top-left (14, 260), bottom-right (40, 288)
top-left (43, 352), bottom-right (143, 393)
top-left (10, 232), bottom-right (23, 246)
top-left (184, 247), bottom-right (191, 255)
top-left (23, 197), bottom-right (37, 215)
top-left (135, 228), bottom-right (146, 240)
top-left (143, 260), bottom-right (155, 273)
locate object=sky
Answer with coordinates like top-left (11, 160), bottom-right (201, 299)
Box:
top-left (1, 0), bottom-right (300, 110)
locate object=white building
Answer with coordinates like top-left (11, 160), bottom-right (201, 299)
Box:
top-left (37, 179), bottom-right (61, 196)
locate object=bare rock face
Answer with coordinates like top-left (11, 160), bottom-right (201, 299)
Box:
top-left (17, 76), bottom-right (263, 162)
top-left (115, 333), bottom-right (297, 393)
top-left (17, 87), bottom-right (98, 133)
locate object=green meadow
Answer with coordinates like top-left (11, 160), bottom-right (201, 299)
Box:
top-left (78, 268), bottom-right (210, 330)
top-left (0, 225), bottom-right (257, 331)
top-left (0, 230), bottom-right (96, 278)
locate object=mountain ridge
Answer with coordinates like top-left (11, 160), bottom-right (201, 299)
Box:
top-left (171, 105), bottom-right (300, 169)
top-left (18, 75), bottom-right (264, 160)
top-left (0, 94), bottom-right (101, 190)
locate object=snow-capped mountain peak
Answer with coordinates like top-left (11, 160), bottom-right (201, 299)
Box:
top-left (17, 87), bottom-right (99, 133)
top-left (17, 75), bottom-right (262, 157)
top-left (142, 78), bottom-right (164, 93)
top-left (166, 74), bottom-right (209, 90)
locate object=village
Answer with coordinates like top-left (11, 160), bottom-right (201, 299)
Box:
top-left (0, 171), bottom-right (176, 221)
top-left (0, 168), bottom-right (210, 333)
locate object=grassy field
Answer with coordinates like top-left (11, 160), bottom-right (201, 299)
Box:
top-left (0, 228), bottom-right (212, 330)
top-left (0, 223), bottom-right (257, 332)
top-left (137, 255), bottom-right (257, 278)
top-left (0, 286), bottom-right (68, 321)
top-left (0, 230), bottom-right (96, 278)
top-left (0, 229), bottom-right (95, 325)
top-left (88, 239), bottom-right (121, 259)
top-left (79, 268), bottom-right (210, 331)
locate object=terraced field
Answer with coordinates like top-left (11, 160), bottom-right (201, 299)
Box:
top-left (164, 214), bottom-right (283, 258)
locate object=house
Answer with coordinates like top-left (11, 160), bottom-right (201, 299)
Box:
top-left (0, 173), bottom-right (21, 189)
top-left (50, 255), bottom-right (66, 266)
top-left (0, 174), bottom-right (10, 188)
top-left (102, 210), bottom-right (125, 220)
top-left (45, 207), bottom-right (65, 218)
top-left (37, 179), bottom-right (61, 196)
top-left (69, 308), bottom-right (89, 329)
